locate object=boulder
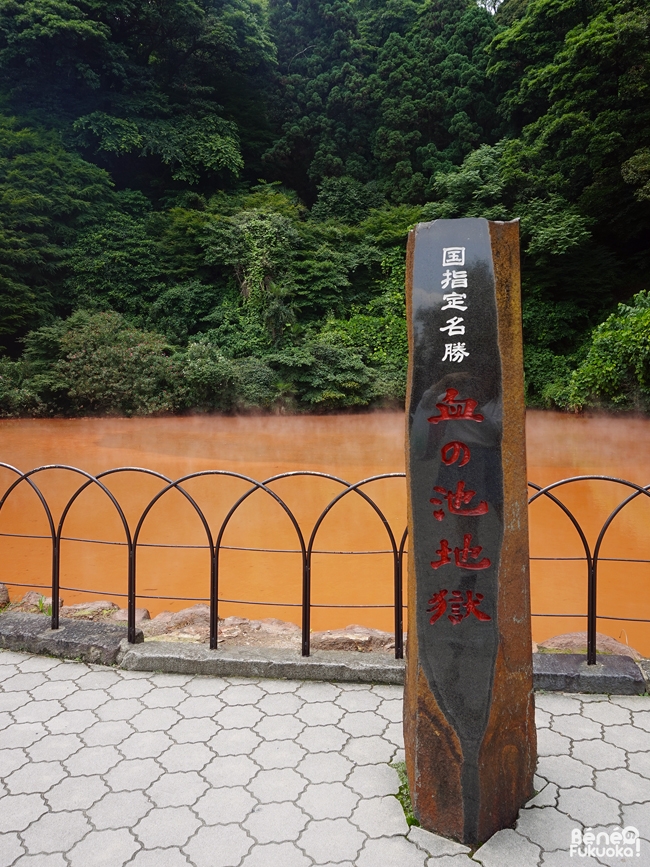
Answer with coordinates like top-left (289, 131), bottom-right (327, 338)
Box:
top-left (112, 607), bottom-right (151, 623)
top-left (0, 583), bottom-right (9, 607)
top-left (538, 631), bottom-right (642, 661)
top-left (310, 624), bottom-right (395, 653)
top-left (21, 591), bottom-right (63, 609)
top-left (61, 601), bottom-right (119, 619)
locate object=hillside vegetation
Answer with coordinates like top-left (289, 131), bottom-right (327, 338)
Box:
top-left (0, 0), bottom-right (648, 415)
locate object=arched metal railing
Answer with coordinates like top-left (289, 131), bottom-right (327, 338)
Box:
top-left (0, 466), bottom-right (648, 663)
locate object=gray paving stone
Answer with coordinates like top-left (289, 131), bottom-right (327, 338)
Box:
top-left (88, 790), bottom-right (152, 829)
top-left (0, 747), bottom-right (28, 777)
top-left (64, 744), bottom-right (121, 775)
top-left (294, 682), bottom-right (341, 702)
top-left (257, 692), bottom-right (304, 716)
top-left (540, 851), bottom-right (601, 866)
top-left (595, 767), bottom-right (650, 803)
top-left (107, 678), bottom-right (154, 700)
top-left (515, 806), bottom-right (579, 852)
top-left (45, 774), bottom-right (108, 811)
top-left (104, 758), bottom-right (163, 792)
top-left (94, 697), bottom-right (144, 721)
top-left (342, 735), bottom-right (396, 765)
top-left (82, 719), bottom-right (135, 746)
top-left (62, 688), bottom-right (111, 710)
top-left (0, 722), bottom-right (47, 749)
top-left (550, 714), bottom-right (602, 741)
top-left (240, 840), bottom-right (311, 867)
top-left (129, 848), bottom-right (190, 866)
top-left (176, 695), bottom-right (224, 717)
top-left (296, 701), bottom-right (344, 726)
top-left (2, 672), bottom-right (48, 692)
top-left (337, 711), bottom-right (388, 738)
top-left (556, 785), bottom-right (620, 825)
top-left (620, 803), bottom-right (650, 842)
top-left (298, 782), bottom-right (359, 819)
top-left (217, 704), bottom-right (265, 729)
top-left (633, 710), bottom-right (650, 732)
top-left (200, 753), bottom-right (258, 789)
top-left (581, 701), bottom-right (631, 726)
top-left (535, 694), bottom-right (583, 715)
top-left (299, 817), bottom-right (366, 863)
top-left (67, 828), bottom-right (139, 867)
top-left (74, 671), bottom-right (123, 690)
top-left (46, 709), bottom-right (97, 735)
top-left (247, 768), bottom-right (307, 803)
top-left (534, 707), bottom-right (551, 728)
top-left (119, 731), bottom-right (174, 759)
top-left (181, 677), bottom-right (229, 697)
top-left (140, 686), bottom-right (188, 708)
top-left (346, 763), bottom-right (400, 797)
top-left (167, 717), bottom-right (220, 744)
top-left (0, 691), bottom-right (30, 713)
top-left (210, 728), bottom-right (262, 757)
top-left (21, 809), bottom-right (91, 855)
top-left (603, 723), bottom-right (650, 752)
top-left (351, 794), bottom-right (409, 837)
top-left (524, 782), bottom-right (558, 808)
top-left (296, 724), bottom-right (348, 752)
top-left (383, 721), bottom-right (404, 747)
top-left (146, 771), bottom-right (208, 807)
top-left (610, 695), bottom-right (650, 710)
top-left (13, 699), bottom-right (66, 724)
top-left (627, 750), bottom-right (650, 778)
top-left (258, 680), bottom-right (301, 693)
top-left (5, 760), bottom-right (67, 795)
top-left (183, 824), bottom-right (254, 867)
top-left (473, 828), bottom-right (541, 867)
top-left (335, 690), bottom-right (382, 712)
top-left (297, 751), bottom-right (353, 783)
top-left (535, 755), bottom-right (593, 788)
top-left (11, 855), bottom-right (68, 867)
top-left (29, 681), bottom-right (77, 701)
top-left (0, 831), bottom-right (24, 867)
top-left (536, 728), bottom-right (572, 756)
top-left (376, 698), bottom-right (402, 723)
top-left (133, 805), bottom-right (200, 848)
top-left (219, 684), bottom-right (266, 705)
top-left (130, 707), bottom-right (181, 732)
top-left (356, 836), bottom-right (428, 867)
top-left (251, 738), bottom-right (305, 769)
top-left (570, 738), bottom-right (627, 770)
top-left (158, 742), bottom-right (214, 772)
top-left (26, 732), bottom-right (83, 762)
top-left (407, 826), bottom-right (470, 857)
top-left (254, 713), bottom-right (305, 741)
top-left (194, 785), bottom-right (257, 824)
top-left (0, 792), bottom-right (47, 833)
top-left (244, 801), bottom-right (308, 843)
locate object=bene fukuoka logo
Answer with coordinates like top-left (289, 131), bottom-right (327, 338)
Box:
top-left (570, 826), bottom-right (642, 858)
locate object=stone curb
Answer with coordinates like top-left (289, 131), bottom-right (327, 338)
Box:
top-left (117, 639), bottom-right (406, 684)
top-left (533, 651), bottom-right (647, 695)
top-left (0, 612), bottom-right (143, 666)
top-left (2, 612), bottom-right (649, 691)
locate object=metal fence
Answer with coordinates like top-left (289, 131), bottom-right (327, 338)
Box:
top-left (0, 462), bottom-right (649, 664)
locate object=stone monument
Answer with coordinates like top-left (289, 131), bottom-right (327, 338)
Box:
top-left (404, 218), bottom-right (536, 844)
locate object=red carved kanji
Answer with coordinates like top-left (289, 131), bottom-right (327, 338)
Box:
top-left (448, 590), bottom-right (465, 625)
top-left (430, 480), bottom-right (488, 519)
top-left (430, 540), bottom-right (452, 570)
top-left (463, 590), bottom-right (491, 621)
top-left (441, 441), bottom-right (471, 467)
top-left (427, 589), bottom-right (448, 624)
top-left (427, 389), bottom-right (484, 425)
top-left (454, 533), bottom-right (491, 570)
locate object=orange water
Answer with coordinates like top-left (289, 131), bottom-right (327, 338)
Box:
top-left (0, 411), bottom-right (648, 654)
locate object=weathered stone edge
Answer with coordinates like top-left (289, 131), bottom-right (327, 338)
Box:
top-left (116, 640), bottom-right (406, 685)
top-left (533, 652), bottom-right (647, 695)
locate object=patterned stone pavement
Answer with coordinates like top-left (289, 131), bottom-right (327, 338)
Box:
top-left (0, 649), bottom-right (649, 867)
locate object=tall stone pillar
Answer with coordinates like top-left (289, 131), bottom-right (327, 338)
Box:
top-left (404, 218), bottom-right (536, 845)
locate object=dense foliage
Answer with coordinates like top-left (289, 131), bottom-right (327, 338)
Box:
top-left (0, 0), bottom-right (648, 415)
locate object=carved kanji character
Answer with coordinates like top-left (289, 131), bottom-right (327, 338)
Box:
top-left (430, 481), bottom-right (488, 519)
top-left (464, 590), bottom-right (491, 621)
top-left (454, 533), bottom-right (491, 570)
top-left (427, 389), bottom-right (484, 424)
top-left (430, 540), bottom-right (452, 570)
top-left (441, 441), bottom-right (471, 467)
top-left (448, 590), bottom-right (465, 625)
top-left (427, 589), bottom-right (448, 624)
